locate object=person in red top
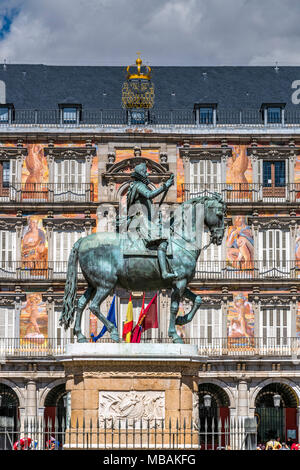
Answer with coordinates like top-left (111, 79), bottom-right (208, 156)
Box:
top-left (13, 437), bottom-right (32, 450)
top-left (291, 442), bottom-right (300, 450)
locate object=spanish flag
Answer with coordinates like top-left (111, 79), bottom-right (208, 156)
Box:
top-left (122, 294), bottom-right (133, 342)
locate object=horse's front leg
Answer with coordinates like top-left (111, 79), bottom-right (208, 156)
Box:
top-left (175, 288), bottom-right (202, 326)
top-left (168, 280), bottom-right (186, 344)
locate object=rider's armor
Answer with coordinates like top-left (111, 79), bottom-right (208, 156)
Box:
top-left (126, 162), bottom-right (177, 281)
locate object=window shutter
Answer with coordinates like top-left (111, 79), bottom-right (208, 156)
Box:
top-left (0, 308), bottom-right (14, 338)
top-left (0, 308), bottom-right (6, 338)
top-left (10, 159), bottom-right (16, 185)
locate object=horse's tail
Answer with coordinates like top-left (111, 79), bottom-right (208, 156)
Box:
top-left (59, 238), bottom-right (83, 330)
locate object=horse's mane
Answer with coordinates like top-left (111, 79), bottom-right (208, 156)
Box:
top-left (181, 192), bottom-right (224, 208)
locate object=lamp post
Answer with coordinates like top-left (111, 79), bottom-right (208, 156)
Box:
top-left (204, 394), bottom-right (212, 408)
top-left (273, 394), bottom-right (281, 408)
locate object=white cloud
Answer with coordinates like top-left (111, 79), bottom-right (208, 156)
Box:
top-left (0, 0), bottom-right (299, 65)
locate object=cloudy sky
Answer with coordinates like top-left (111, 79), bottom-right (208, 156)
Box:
top-left (0, 0), bottom-right (299, 66)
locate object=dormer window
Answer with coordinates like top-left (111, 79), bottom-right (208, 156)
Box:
top-left (0, 104), bottom-right (14, 124)
top-left (261, 103), bottom-right (285, 125)
top-left (59, 104), bottom-right (82, 124)
top-left (194, 103), bottom-right (217, 125)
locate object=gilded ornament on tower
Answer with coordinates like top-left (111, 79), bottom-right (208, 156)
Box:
top-left (122, 53), bottom-right (155, 109)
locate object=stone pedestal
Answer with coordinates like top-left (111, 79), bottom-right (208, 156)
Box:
top-left (58, 343), bottom-right (200, 448)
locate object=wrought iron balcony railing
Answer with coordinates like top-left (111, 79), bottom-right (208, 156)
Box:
top-left (0, 183), bottom-right (94, 203)
top-left (1, 108), bottom-right (300, 127)
top-left (183, 183), bottom-right (300, 203)
top-left (0, 261), bottom-right (299, 281)
top-left (0, 261), bottom-right (85, 280)
top-left (194, 260), bottom-right (300, 280)
top-left (0, 337), bottom-right (299, 358)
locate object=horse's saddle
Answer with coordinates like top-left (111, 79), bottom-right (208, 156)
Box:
top-left (122, 234), bottom-right (173, 258)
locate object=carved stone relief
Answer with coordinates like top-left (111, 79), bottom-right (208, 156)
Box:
top-left (99, 391), bottom-right (165, 428)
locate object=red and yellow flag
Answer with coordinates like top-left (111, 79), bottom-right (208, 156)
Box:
top-left (122, 294), bottom-right (133, 342)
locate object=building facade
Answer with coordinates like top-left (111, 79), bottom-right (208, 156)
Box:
top-left (1, 59), bottom-right (300, 445)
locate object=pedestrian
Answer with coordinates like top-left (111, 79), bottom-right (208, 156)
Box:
top-left (279, 442), bottom-right (290, 450)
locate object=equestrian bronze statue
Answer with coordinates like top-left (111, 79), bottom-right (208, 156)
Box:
top-left (60, 163), bottom-right (226, 344)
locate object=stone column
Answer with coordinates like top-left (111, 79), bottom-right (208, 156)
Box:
top-left (237, 379), bottom-right (249, 417)
top-left (26, 380), bottom-right (37, 422)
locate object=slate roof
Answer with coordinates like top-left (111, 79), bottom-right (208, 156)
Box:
top-left (0, 64), bottom-right (300, 111)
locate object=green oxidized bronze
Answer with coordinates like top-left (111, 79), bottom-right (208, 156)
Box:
top-left (60, 163), bottom-right (226, 344)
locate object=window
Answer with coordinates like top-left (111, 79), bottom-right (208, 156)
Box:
top-left (267, 107), bottom-right (281, 124)
top-left (54, 307), bottom-right (74, 346)
top-left (192, 307), bottom-right (222, 343)
top-left (260, 103), bottom-right (285, 125)
top-left (263, 161), bottom-right (285, 187)
top-left (189, 158), bottom-right (220, 193)
top-left (59, 104), bottom-right (81, 124)
top-left (54, 158), bottom-right (86, 201)
top-left (194, 103), bottom-right (216, 125)
top-left (199, 107), bottom-right (213, 124)
top-left (260, 308), bottom-right (290, 347)
top-left (53, 230), bottom-right (85, 274)
top-left (0, 307), bottom-right (15, 338)
top-left (197, 229), bottom-right (222, 275)
top-left (259, 229), bottom-right (289, 270)
top-left (0, 230), bottom-right (16, 271)
top-left (0, 107), bottom-right (9, 123)
top-left (0, 160), bottom-right (16, 197)
top-left (0, 104), bottom-right (14, 124)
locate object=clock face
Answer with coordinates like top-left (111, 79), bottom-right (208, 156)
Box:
top-left (122, 79), bottom-right (154, 109)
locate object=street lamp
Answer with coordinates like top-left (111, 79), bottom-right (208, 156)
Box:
top-left (273, 393), bottom-right (281, 408)
top-left (203, 394), bottom-right (212, 408)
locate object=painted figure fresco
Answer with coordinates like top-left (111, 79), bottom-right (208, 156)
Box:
top-left (226, 216), bottom-right (254, 269)
top-left (21, 216), bottom-right (48, 272)
top-left (227, 293), bottom-right (254, 339)
top-left (295, 228), bottom-right (300, 269)
top-left (22, 144), bottom-right (48, 199)
top-left (297, 303), bottom-right (300, 337)
top-left (20, 294), bottom-right (48, 344)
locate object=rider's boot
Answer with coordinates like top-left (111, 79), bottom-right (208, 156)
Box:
top-left (157, 242), bottom-right (178, 280)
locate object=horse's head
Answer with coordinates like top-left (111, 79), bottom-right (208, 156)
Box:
top-left (203, 193), bottom-right (226, 246)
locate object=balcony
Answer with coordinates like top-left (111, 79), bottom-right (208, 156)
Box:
top-left (1, 108), bottom-right (300, 128)
top-left (0, 261), bottom-right (85, 281)
top-left (194, 261), bottom-right (300, 280)
top-left (0, 337), bottom-right (299, 358)
top-left (182, 183), bottom-right (300, 204)
top-left (0, 261), bottom-right (298, 282)
top-left (0, 183), bottom-right (94, 203)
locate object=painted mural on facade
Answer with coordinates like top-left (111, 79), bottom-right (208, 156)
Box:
top-left (227, 292), bottom-right (254, 339)
top-left (294, 156), bottom-right (300, 200)
top-left (22, 144), bottom-right (49, 200)
top-left (21, 215), bottom-right (48, 271)
top-left (20, 293), bottom-right (48, 344)
top-left (226, 216), bottom-right (254, 269)
top-left (297, 303), bottom-right (300, 337)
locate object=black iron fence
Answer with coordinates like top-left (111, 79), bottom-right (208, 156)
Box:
top-left (0, 260), bottom-right (298, 281)
top-left (0, 183), bottom-right (94, 203)
top-left (0, 416), bottom-right (256, 450)
top-left (1, 108), bottom-right (300, 127)
top-left (183, 183), bottom-right (300, 203)
top-left (0, 337), bottom-right (300, 358)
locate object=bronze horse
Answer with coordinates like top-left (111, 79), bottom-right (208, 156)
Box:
top-left (60, 194), bottom-right (226, 344)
